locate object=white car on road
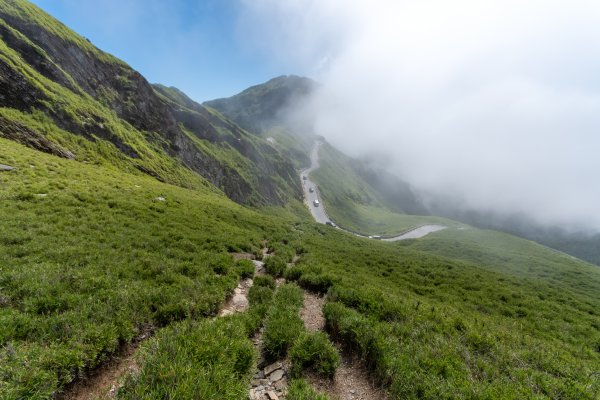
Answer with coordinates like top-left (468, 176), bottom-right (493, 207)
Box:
top-left (313, 200), bottom-right (320, 207)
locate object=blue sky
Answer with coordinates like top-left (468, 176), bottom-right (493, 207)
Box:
top-left (30, 0), bottom-right (303, 102)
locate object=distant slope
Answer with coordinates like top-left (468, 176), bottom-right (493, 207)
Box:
top-left (205, 75), bottom-right (316, 135)
top-left (205, 75), bottom-right (317, 169)
top-left (311, 142), bottom-right (437, 235)
top-left (206, 76), bottom-right (432, 227)
top-left (0, 0), bottom-right (299, 205)
top-left (427, 200), bottom-right (600, 267)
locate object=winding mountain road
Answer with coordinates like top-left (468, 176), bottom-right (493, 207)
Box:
top-left (300, 142), bottom-right (446, 241)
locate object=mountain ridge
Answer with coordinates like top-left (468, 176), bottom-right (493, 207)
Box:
top-left (0, 0), bottom-right (299, 205)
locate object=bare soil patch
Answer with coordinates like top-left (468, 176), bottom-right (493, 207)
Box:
top-left (300, 291), bottom-right (325, 332)
top-left (306, 356), bottom-right (389, 400)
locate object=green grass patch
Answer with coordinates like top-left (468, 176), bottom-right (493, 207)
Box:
top-left (0, 139), bottom-right (293, 397)
top-left (290, 331), bottom-right (340, 379)
top-left (117, 314), bottom-right (256, 400)
top-left (287, 379), bottom-right (332, 400)
top-left (234, 259), bottom-right (256, 279)
top-left (262, 283), bottom-right (304, 360)
top-left (264, 255), bottom-right (288, 277)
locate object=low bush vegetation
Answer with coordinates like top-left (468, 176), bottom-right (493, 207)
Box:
top-left (2, 138), bottom-right (600, 398)
top-left (284, 264), bottom-right (337, 294)
top-left (253, 274), bottom-right (276, 289)
top-left (234, 259), bottom-right (255, 279)
top-left (117, 314), bottom-right (255, 399)
top-left (264, 255), bottom-right (288, 277)
top-left (297, 224), bottom-right (600, 399)
top-left (262, 283), bottom-right (304, 360)
top-left (0, 140), bottom-right (292, 398)
top-left (287, 379), bottom-right (332, 400)
top-left (290, 331), bottom-right (340, 378)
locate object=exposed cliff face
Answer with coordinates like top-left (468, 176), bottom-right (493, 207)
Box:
top-left (0, 0), bottom-right (300, 205)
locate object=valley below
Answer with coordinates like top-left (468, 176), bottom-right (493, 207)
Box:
top-left (301, 141), bottom-right (448, 241)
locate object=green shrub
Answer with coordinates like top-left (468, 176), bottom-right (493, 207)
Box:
top-left (270, 242), bottom-right (295, 262)
top-left (327, 285), bottom-right (406, 322)
top-left (298, 273), bottom-right (336, 294)
top-left (284, 264), bottom-right (335, 294)
top-left (284, 266), bottom-right (303, 281)
top-left (287, 379), bottom-right (332, 400)
top-left (234, 259), bottom-right (255, 279)
top-left (264, 255), bottom-right (288, 277)
top-left (272, 282), bottom-right (304, 308)
top-left (323, 302), bottom-right (391, 381)
top-left (248, 285), bottom-right (274, 307)
top-left (290, 331), bottom-right (340, 378)
top-left (253, 247), bottom-right (264, 260)
top-left (154, 302), bottom-right (188, 326)
top-left (117, 316), bottom-right (256, 399)
top-left (253, 274), bottom-right (276, 289)
top-left (262, 283), bottom-right (304, 360)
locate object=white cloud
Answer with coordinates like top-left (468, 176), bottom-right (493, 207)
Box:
top-left (240, 0), bottom-right (600, 231)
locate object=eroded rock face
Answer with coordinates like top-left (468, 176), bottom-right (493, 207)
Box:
top-left (0, 117), bottom-right (75, 159)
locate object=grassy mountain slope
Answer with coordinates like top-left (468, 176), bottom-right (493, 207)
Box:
top-left (1, 3), bottom-right (599, 399)
top-left (296, 227), bottom-right (600, 399)
top-left (206, 75), bottom-right (600, 264)
top-left (205, 75), bottom-right (315, 136)
top-left (0, 0), bottom-right (299, 205)
top-left (205, 75), bottom-right (317, 169)
top-left (0, 138), bottom-right (304, 398)
top-left (3, 138), bottom-right (599, 399)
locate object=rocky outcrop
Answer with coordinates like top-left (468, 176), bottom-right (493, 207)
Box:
top-left (0, 116), bottom-right (75, 159)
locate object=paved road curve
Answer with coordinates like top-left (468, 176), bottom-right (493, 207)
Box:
top-left (300, 141), bottom-right (446, 241)
top-left (300, 142), bottom-right (330, 224)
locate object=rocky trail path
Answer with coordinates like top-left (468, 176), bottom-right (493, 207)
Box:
top-left (300, 292), bottom-right (389, 400)
top-left (249, 254), bottom-right (293, 400)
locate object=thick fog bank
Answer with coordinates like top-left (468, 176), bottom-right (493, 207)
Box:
top-left (240, 0), bottom-right (600, 232)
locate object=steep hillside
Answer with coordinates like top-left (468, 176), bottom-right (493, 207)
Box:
top-left (205, 75), bottom-right (316, 136)
top-left (0, 0), bottom-right (299, 205)
top-left (2, 138), bottom-right (599, 399)
top-left (205, 75), bottom-right (317, 169)
top-left (311, 142), bottom-right (436, 234)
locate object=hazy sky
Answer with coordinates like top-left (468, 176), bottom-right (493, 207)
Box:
top-left (30, 0), bottom-right (600, 231)
top-left (242, 0), bottom-right (600, 231)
